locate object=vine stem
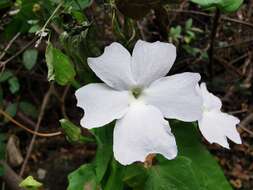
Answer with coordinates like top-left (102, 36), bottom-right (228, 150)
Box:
top-left (208, 8), bottom-right (221, 81)
top-left (0, 109), bottom-right (62, 137)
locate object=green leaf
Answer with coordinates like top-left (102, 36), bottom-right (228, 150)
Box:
top-left (0, 0), bottom-right (11, 9)
top-left (8, 77), bottom-right (20, 94)
top-left (169, 26), bottom-right (182, 40)
top-left (3, 1), bottom-right (37, 40)
top-left (191, 0), bottom-right (243, 13)
top-left (19, 101), bottom-right (38, 119)
top-left (94, 141), bottom-right (112, 182)
top-left (59, 119), bottom-right (94, 143)
top-left (71, 10), bottom-right (87, 23)
top-left (19, 176), bottom-right (42, 190)
top-left (219, 0), bottom-right (243, 12)
top-left (95, 143), bottom-right (112, 182)
top-left (67, 126), bottom-right (113, 189)
top-left (171, 121), bottom-right (233, 190)
top-left (5, 103), bottom-right (18, 120)
top-left (91, 125), bottom-right (113, 182)
top-left (22, 49), bottom-right (38, 70)
top-left (67, 164), bottom-right (98, 190)
top-left (182, 45), bottom-right (201, 56)
top-left (145, 156), bottom-right (201, 190)
top-left (45, 43), bottom-right (76, 86)
top-left (0, 71), bottom-right (13, 82)
top-left (28, 25), bottom-right (41, 33)
top-left (123, 163), bottom-right (148, 189)
top-left (185, 18), bottom-right (193, 30)
top-left (104, 159), bottom-right (125, 190)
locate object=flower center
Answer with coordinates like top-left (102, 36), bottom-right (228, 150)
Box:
top-left (131, 87), bottom-right (142, 98)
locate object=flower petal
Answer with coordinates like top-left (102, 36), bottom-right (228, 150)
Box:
top-left (198, 110), bottom-right (241, 149)
top-left (113, 104), bottom-right (177, 165)
top-left (75, 83), bottom-right (130, 129)
top-left (200, 83), bottom-right (222, 111)
top-left (131, 40), bottom-right (176, 87)
top-left (88, 42), bottom-right (135, 90)
top-left (142, 72), bottom-right (202, 121)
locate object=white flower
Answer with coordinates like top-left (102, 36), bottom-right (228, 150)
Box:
top-left (75, 40), bottom-right (202, 165)
top-left (197, 83), bottom-right (242, 149)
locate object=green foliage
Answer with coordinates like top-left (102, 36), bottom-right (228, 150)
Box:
top-left (171, 121), bottom-right (232, 190)
top-left (191, 0), bottom-right (243, 13)
top-left (19, 176), bottom-right (43, 190)
top-left (60, 24), bottom-right (102, 85)
top-left (169, 19), bottom-right (206, 58)
top-left (104, 159), bottom-right (125, 190)
top-left (94, 140), bottom-right (112, 182)
top-left (22, 49), bottom-right (38, 70)
top-left (45, 42), bottom-right (76, 85)
top-left (67, 121), bottom-right (232, 190)
top-left (123, 163), bottom-right (148, 189)
top-left (0, 0), bottom-right (243, 189)
top-left (3, 0), bottom-right (37, 39)
top-left (0, 0), bottom-right (11, 9)
top-left (67, 126), bottom-right (113, 189)
top-left (59, 119), bottom-right (94, 143)
top-left (144, 157), bottom-right (200, 190)
top-left (169, 25), bottom-right (182, 44)
top-left (169, 18), bottom-right (203, 45)
top-left (67, 163), bottom-right (98, 190)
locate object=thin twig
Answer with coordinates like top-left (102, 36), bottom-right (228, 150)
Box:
top-left (61, 85), bottom-right (70, 119)
top-left (17, 112), bottom-right (36, 128)
top-left (229, 109), bottom-right (248, 114)
top-left (238, 112), bottom-right (253, 136)
top-left (0, 32), bottom-right (21, 60)
top-left (51, 85), bottom-right (70, 119)
top-left (0, 38), bottom-right (37, 70)
top-left (19, 84), bottom-right (54, 177)
top-left (0, 109), bottom-right (62, 137)
top-left (214, 56), bottom-right (243, 77)
top-left (137, 21), bottom-right (148, 41)
top-left (240, 113), bottom-right (253, 127)
top-left (239, 125), bottom-right (253, 136)
top-left (208, 8), bottom-right (221, 80)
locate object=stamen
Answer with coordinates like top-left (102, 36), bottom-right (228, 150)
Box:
top-left (132, 87), bottom-right (142, 98)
